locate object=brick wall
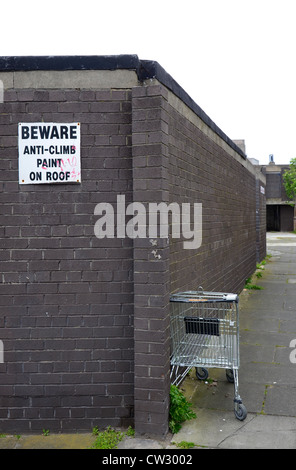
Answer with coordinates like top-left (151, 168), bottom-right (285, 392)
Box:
top-left (132, 85), bottom-right (171, 435)
top-left (130, 82), bottom-right (266, 434)
top-left (0, 84), bottom-right (134, 432)
top-left (167, 94), bottom-right (265, 295)
top-left (265, 172), bottom-right (282, 199)
top-left (0, 56), bottom-right (266, 436)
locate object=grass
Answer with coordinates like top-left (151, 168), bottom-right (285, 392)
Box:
top-left (174, 440), bottom-right (195, 449)
top-left (244, 277), bottom-right (264, 290)
top-left (245, 256), bottom-right (271, 290)
top-left (91, 425), bottom-right (135, 449)
top-left (91, 426), bottom-right (125, 449)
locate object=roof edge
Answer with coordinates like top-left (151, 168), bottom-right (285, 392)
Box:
top-left (139, 60), bottom-right (246, 160)
top-left (0, 55), bottom-right (140, 71)
top-left (0, 55), bottom-right (246, 159)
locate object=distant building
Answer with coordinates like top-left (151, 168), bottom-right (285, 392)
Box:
top-left (260, 156), bottom-right (294, 231)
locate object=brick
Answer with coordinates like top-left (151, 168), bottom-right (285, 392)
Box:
top-left (132, 96), bottom-right (162, 109)
top-left (79, 90), bottom-right (96, 101)
top-left (43, 249), bottom-right (74, 260)
top-left (47, 90), bottom-right (67, 101)
top-left (89, 102), bottom-right (120, 113)
top-left (58, 102), bottom-right (89, 113)
top-left (132, 87), bottom-right (147, 98)
top-left (33, 90), bottom-right (49, 101)
top-left (17, 90), bottom-right (35, 101)
top-left (26, 101), bottom-right (58, 113)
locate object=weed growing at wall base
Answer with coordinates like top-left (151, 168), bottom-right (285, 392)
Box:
top-left (94, 195), bottom-right (202, 250)
top-left (91, 426), bottom-right (125, 449)
top-left (169, 385), bottom-right (196, 433)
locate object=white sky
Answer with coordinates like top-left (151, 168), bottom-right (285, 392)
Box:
top-left (1, 0), bottom-right (296, 165)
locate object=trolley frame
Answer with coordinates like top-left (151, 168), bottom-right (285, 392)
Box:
top-left (170, 288), bottom-right (247, 421)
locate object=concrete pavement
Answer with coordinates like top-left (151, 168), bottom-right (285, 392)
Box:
top-left (172, 232), bottom-right (296, 449)
top-left (1, 232), bottom-right (296, 449)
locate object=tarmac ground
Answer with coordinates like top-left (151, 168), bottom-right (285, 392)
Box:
top-left (1, 232), bottom-right (296, 450)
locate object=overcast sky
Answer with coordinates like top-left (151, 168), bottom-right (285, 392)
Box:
top-left (1, 0), bottom-right (295, 165)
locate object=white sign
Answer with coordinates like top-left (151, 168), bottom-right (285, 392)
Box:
top-left (18, 123), bottom-right (81, 184)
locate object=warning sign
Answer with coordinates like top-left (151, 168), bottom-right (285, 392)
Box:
top-left (18, 123), bottom-right (81, 184)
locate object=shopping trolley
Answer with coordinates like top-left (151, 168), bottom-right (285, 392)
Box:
top-left (170, 287), bottom-right (247, 421)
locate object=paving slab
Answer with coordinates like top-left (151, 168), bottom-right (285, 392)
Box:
top-left (218, 414), bottom-right (296, 449)
top-left (172, 409), bottom-right (255, 449)
top-left (173, 233), bottom-right (296, 449)
top-left (173, 407), bottom-right (296, 449)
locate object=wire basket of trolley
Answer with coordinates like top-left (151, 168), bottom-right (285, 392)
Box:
top-left (170, 287), bottom-right (247, 421)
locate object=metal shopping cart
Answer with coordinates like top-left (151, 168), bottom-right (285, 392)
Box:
top-left (170, 287), bottom-right (247, 421)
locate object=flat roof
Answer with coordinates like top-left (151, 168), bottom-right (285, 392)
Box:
top-left (0, 55), bottom-right (246, 160)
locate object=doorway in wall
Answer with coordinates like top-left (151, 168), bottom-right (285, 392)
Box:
top-left (266, 204), bottom-right (294, 231)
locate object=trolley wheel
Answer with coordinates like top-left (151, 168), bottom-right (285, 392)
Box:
top-left (195, 367), bottom-right (209, 380)
top-left (234, 403), bottom-right (247, 421)
top-left (226, 369), bottom-right (234, 383)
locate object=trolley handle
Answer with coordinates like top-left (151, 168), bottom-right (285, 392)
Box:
top-left (170, 293), bottom-right (238, 303)
top-left (198, 287), bottom-right (237, 302)
top-left (224, 294), bottom-right (237, 301)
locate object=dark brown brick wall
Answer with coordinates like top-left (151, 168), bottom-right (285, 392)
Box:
top-left (132, 85), bottom-right (171, 436)
top-left (167, 99), bottom-right (263, 294)
top-left (0, 87), bottom-right (134, 433)
top-left (131, 83), bottom-right (265, 435)
top-left (263, 165), bottom-right (290, 201)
